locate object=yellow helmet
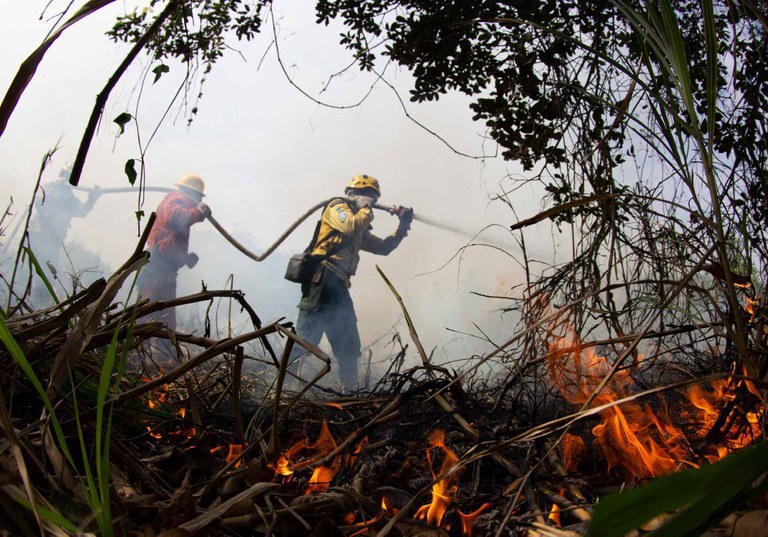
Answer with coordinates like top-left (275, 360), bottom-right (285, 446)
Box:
top-left (175, 173), bottom-right (205, 195)
top-left (346, 174), bottom-right (381, 197)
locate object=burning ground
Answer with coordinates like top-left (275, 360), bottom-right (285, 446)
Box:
top-left (0, 222), bottom-right (767, 537)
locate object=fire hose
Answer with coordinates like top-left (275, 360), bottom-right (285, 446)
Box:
top-left (73, 186), bottom-right (475, 262)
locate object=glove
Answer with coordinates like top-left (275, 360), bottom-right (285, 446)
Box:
top-left (87, 187), bottom-right (102, 202)
top-left (395, 206), bottom-right (414, 224)
top-left (198, 203), bottom-right (212, 218)
top-left (85, 187), bottom-right (101, 210)
top-left (186, 252), bottom-right (199, 268)
top-left (395, 206), bottom-right (413, 234)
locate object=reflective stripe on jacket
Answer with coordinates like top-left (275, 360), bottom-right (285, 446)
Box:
top-left (146, 191), bottom-right (205, 268)
top-left (310, 198), bottom-right (405, 286)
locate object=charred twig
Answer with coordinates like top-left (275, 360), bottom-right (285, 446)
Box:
top-left (114, 322), bottom-right (285, 405)
top-left (14, 278), bottom-right (106, 341)
top-left (273, 324), bottom-right (332, 408)
top-left (198, 434), bottom-right (264, 505)
top-left (540, 488), bottom-right (591, 523)
top-left (5, 277), bottom-right (104, 328)
top-left (313, 396), bottom-right (401, 469)
top-left (105, 287), bottom-right (278, 366)
top-left (265, 336), bottom-right (295, 462)
top-left (46, 249), bottom-right (148, 399)
top-left (7, 148), bottom-right (56, 315)
top-left (69, 1), bottom-right (181, 186)
top-left (232, 345), bottom-right (245, 440)
top-left (378, 265), bottom-right (527, 486)
top-left (178, 482), bottom-right (276, 534)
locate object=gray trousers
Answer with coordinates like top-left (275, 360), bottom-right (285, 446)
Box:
top-left (293, 268), bottom-right (361, 390)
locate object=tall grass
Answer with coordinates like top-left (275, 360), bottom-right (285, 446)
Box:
top-left (585, 0), bottom-right (767, 533)
top-left (0, 271), bottom-right (141, 534)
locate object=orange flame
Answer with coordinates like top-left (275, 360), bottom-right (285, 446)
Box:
top-left (547, 320), bottom-right (687, 478)
top-left (275, 455), bottom-right (295, 476)
top-left (304, 421), bottom-right (341, 493)
top-left (414, 429), bottom-right (460, 528)
top-left (562, 433), bottom-right (586, 473)
top-left (273, 438), bottom-right (306, 477)
top-left (345, 435), bottom-right (368, 468)
top-left (226, 444), bottom-right (245, 468)
top-left (381, 495), bottom-right (399, 515)
top-left (141, 377), bottom-right (169, 409)
top-left (307, 461), bottom-right (340, 493)
top-left (269, 421), bottom-right (345, 493)
top-left (349, 511), bottom-right (384, 537)
top-left (307, 421), bottom-right (338, 455)
top-left (169, 426), bottom-right (196, 439)
top-left (548, 503), bottom-right (562, 528)
top-left (746, 297), bottom-right (757, 318)
top-left (684, 377), bottom-right (763, 461)
top-left (547, 315), bottom-right (765, 478)
top-left (458, 503), bottom-right (493, 537)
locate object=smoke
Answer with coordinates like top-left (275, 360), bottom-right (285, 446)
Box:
top-left (0, 172), bottom-right (112, 308)
top-left (0, 2), bottom-right (558, 386)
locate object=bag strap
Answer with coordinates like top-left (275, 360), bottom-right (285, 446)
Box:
top-left (304, 219), bottom-right (323, 253)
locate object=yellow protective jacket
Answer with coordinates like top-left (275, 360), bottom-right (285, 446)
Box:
top-left (311, 198), bottom-right (406, 286)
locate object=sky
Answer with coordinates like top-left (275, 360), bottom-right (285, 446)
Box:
top-left (0, 1), bottom-right (558, 381)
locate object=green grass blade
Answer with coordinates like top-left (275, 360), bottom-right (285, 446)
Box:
top-left (587, 441), bottom-right (768, 537)
top-left (69, 368), bottom-right (101, 522)
top-left (94, 328), bottom-right (119, 533)
top-left (0, 317), bottom-right (76, 469)
top-left (97, 273), bottom-right (140, 535)
top-left (22, 246), bottom-right (60, 306)
top-left (13, 496), bottom-right (79, 533)
top-left (656, 0), bottom-right (698, 128)
top-left (701, 0), bottom-right (718, 154)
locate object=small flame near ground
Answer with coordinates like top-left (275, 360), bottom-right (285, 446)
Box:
top-left (548, 314), bottom-right (765, 480)
top-left (208, 443), bottom-right (245, 467)
top-left (140, 376), bottom-right (169, 410)
top-left (379, 429), bottom-right (490, 535)
top-left (414, 429), bottom-right (460, 528)
top-left (140, 377), bottom-right (197, 441)
top-left (274, 424), bottom-right (489, 535)
top-left (305, 421), bottom-right (340, 493)
top-left (547, 502), bottom-right (562, 528)
top-left (267, 421), bottom-right (368, 494)
top-left (561, 433), bottom-right (587, 473)
top-left (458, 503), bottom-right (493, 537)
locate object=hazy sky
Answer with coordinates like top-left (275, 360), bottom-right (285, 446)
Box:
top-left (1, 1), bottom-right (558, 375)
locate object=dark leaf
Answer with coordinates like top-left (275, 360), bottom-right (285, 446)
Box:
top-left (114, 112), bottom-right (132, 135)
top-left (125, 159), bottom-right (137, 185)
top-left (152, 63), bottom-right (170, 84)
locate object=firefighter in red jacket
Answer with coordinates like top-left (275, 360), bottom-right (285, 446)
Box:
top-left (138, 174), bottom-right (211, 329)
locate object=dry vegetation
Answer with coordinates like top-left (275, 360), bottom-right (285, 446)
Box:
top-left (2, 0), bottom-right (768, 535)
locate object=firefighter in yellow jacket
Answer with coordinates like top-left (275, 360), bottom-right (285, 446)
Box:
top-left (294, 174), bottom-right (413, 390)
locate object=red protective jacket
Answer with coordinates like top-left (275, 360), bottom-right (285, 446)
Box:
top-left (147, 191), bottom-right (206, 268)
